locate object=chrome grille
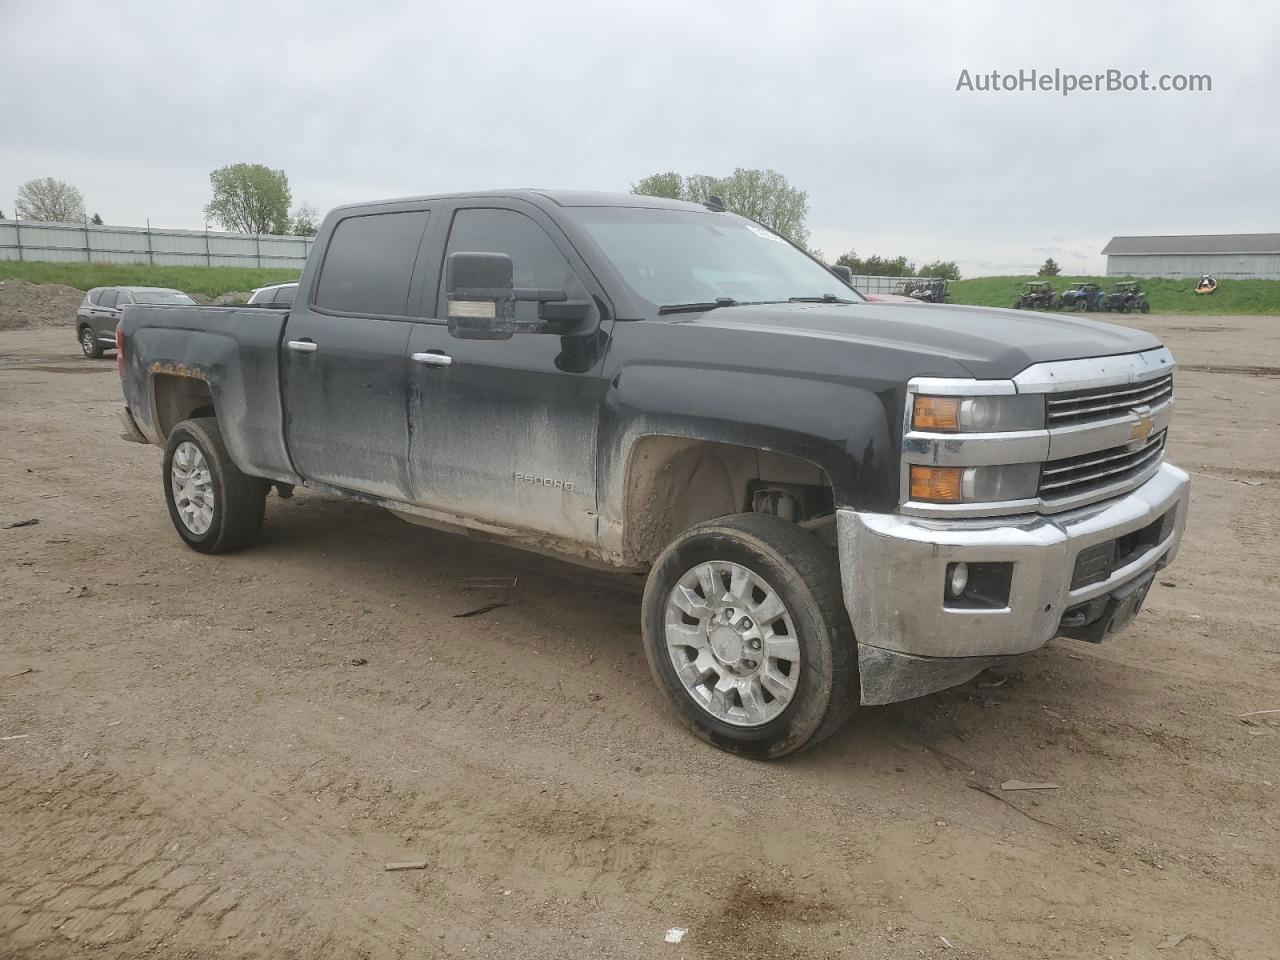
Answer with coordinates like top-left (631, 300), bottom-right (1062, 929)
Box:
top-left (1045, 373), bottom-right (1173, 426)
top-left (1040, 430), bottom-right (1167, 500)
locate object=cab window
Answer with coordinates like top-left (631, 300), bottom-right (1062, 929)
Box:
top-left (438, 208), bottom-right (586, 323)
top-left (314, 211), bottom-right (429, 317)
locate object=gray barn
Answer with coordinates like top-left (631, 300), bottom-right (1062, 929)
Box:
top-left (1102, 234), bottom-right (1280, 279)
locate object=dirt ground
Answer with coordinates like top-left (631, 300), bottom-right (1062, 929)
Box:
top-left (0, 281), bottom-right (85, 332)
top-left (1, 315), bottom-right (1277, 960)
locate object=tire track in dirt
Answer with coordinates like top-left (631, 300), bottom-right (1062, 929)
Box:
top-left (0, 755), bottom-right (857, 960)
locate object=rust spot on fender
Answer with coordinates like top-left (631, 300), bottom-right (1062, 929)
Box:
top-left (150, 361), bottom-right (209, 381)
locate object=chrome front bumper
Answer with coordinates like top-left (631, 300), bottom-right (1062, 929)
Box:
top-left (837, 462), bottom-right (1190, 704)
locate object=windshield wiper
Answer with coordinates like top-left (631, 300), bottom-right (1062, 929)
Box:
top-left (658, 297), bottom-right (741, 315)
top-left (788, 294), bottom-right (856, 304)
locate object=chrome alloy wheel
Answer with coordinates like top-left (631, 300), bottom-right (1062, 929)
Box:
top-left (80, 328), bottom-right (96, 356)
top-left (664, 561), bottom-right (800, 727)
top-left (171, 441), bottom-right (215, 535)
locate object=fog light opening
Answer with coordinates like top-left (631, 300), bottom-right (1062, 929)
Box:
top-left (947, 562), bottom-right (969, 598)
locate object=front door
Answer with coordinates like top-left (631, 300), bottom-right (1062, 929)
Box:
top-left (404, 203), bottom-right (610, 545)
top-left (282, 207), bottom-right (430, 501)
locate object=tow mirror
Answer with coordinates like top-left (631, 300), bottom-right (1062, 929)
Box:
top-left (830, 264), bottom-right (854, 284)
top-left (446, 251), bottom-right (595, 340)
top-left (446, 251), bottom-right (517, 340)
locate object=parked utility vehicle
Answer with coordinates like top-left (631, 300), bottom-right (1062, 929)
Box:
top-left (116, 190), bottom-right (1189, 757)
top-left (1014, 281), bottom-right (1056, 310)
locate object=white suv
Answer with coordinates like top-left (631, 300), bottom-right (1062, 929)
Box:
top-left (247, 282), bottom-right (298, 309)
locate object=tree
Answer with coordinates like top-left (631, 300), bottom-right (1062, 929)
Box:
top-left (919, 259), bottom-right (961, 280)
top-left (205, 163), bottom-right (291, 234)
top-left (15, 177), bottom-right (85, 222)
top-left (0, 209), bottom-right (5, 220)
top-left (835, 251), bottom-right (960, 279)
top-left (836, 250), bottom-right (915, 277)
top-left (630, 172), bottom-right (683, 200)
top-left (291, 203), bottom-right (319, 237)
top-left (90, 212), bottom-right (103, 226)
top-left (630, 167), bottom-right (811, 246)
top-left (1037, 257), bottom-right (1061, 277)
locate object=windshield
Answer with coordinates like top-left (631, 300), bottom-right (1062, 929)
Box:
top-left (565, 207), bottom-right (860, 310)
top-left (132, 290), bottom-right (196, 305)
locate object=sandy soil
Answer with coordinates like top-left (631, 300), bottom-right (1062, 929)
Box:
top-left (1, 315), bottom-right (1277, 960)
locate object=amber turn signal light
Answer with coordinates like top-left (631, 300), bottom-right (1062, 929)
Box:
top-left (912, 395), bottom-right (960, 431)
top-left (909, 465), bottom-right (963, 502)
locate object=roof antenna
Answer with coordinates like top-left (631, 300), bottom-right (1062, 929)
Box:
top-left (705, 195), bottom-right (726, 212)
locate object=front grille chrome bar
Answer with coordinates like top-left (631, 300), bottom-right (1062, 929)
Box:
top-left (1046, 374), bottom-right (1173, 426)
top-left (1040, 431), bottom-right (1167, 495)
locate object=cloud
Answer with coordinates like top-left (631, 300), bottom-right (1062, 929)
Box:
top-left (2, 0), bottom-right (1276, 275)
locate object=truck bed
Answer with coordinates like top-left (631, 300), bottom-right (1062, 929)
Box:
top-left (118, 304), bottom-right (299, 485)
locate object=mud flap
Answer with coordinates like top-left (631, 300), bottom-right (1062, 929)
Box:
top-left (117, 407), bottom-right (148, 444)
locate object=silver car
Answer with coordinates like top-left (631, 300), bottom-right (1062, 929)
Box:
top-left (77, 286), bottom-right (196, 358)
top-left (246, 282), bottom-right (298, 309)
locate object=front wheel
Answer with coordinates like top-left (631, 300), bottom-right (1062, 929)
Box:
top-left (641, 513), bottom-right (858, 759)
top-left (163, 418), bottom-right (267, 553)
top-left (79, 326), bottom-right (104, 359)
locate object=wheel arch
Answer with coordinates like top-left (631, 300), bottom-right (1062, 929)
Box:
top-left (150, 371), bottom-right (216, 440)
top-left (619, 435), bottom-right (836, 566)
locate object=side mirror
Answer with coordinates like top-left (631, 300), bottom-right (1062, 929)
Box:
top-left (446, 250), bottom-right (595, 340)
top-left (830, 264), bottom-right (854, 284)
top-left (446, 251), bottom-right (517, 340)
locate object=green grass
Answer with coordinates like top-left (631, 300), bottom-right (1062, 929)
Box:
top-left (949, 275), bottom-right (1280, 315)
top-left (0, 261), bottom-right (301, 298)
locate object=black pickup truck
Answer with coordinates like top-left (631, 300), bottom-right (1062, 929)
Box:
top-left (117, 190), bottom-right (1190, 758)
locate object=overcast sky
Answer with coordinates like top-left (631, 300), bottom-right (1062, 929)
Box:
top-left (3, 0), bottom-right (1275, 276)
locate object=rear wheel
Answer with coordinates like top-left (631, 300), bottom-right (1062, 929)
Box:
top-left (79, 326), bottom-right (103, 359)
top-left (163, 418), bottom-right (266, 553)
top-left (641, 513), bottom-right (857, 759)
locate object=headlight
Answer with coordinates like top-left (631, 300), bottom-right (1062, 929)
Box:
top-left (911, 394), bottom-right (1044, 433)
top-left (909, 463), bottom-right (1040, 504)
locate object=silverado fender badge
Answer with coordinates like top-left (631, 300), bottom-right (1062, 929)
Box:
top-left (514, 472), bottom-right (575, 492)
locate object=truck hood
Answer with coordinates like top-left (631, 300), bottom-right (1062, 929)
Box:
top-left (675, 300), bottom-right (1162, 379)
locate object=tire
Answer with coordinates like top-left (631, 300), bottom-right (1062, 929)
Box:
top-left (79, 326), bottom-right (104, 359)
top-left (1140, 301), bottom-right (1150, 314)
top-left (641, 513), bottom-right (858, 759)
top-left (162, 417), bottom-right (266, 554)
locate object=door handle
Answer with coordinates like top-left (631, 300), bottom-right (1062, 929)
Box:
top-left (287, 340), bottom-right (318, 353)
top-left (411, 352), bottom-right (453, 367)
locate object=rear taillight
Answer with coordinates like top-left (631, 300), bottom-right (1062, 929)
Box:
top-left (115, 327), bottom-right (125, 373)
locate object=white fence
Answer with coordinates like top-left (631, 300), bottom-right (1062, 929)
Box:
top-left (0, 219), bottom-right (314, 269)
top-left (847, 274), bottom-right (946, 296)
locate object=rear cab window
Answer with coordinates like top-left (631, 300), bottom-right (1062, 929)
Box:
top-left (314, 211), bottom-right (429, 317)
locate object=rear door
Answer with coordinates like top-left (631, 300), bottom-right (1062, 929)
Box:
top-left (282, 206), bottom-right (431, 501)
top-left (91, 288), bottom-right (119, 339)
top-left (404, 201), bottom-right (611, 544)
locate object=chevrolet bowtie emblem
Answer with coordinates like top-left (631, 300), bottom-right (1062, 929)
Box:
top-left (1129, 415), bottom-right (1154, 441)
